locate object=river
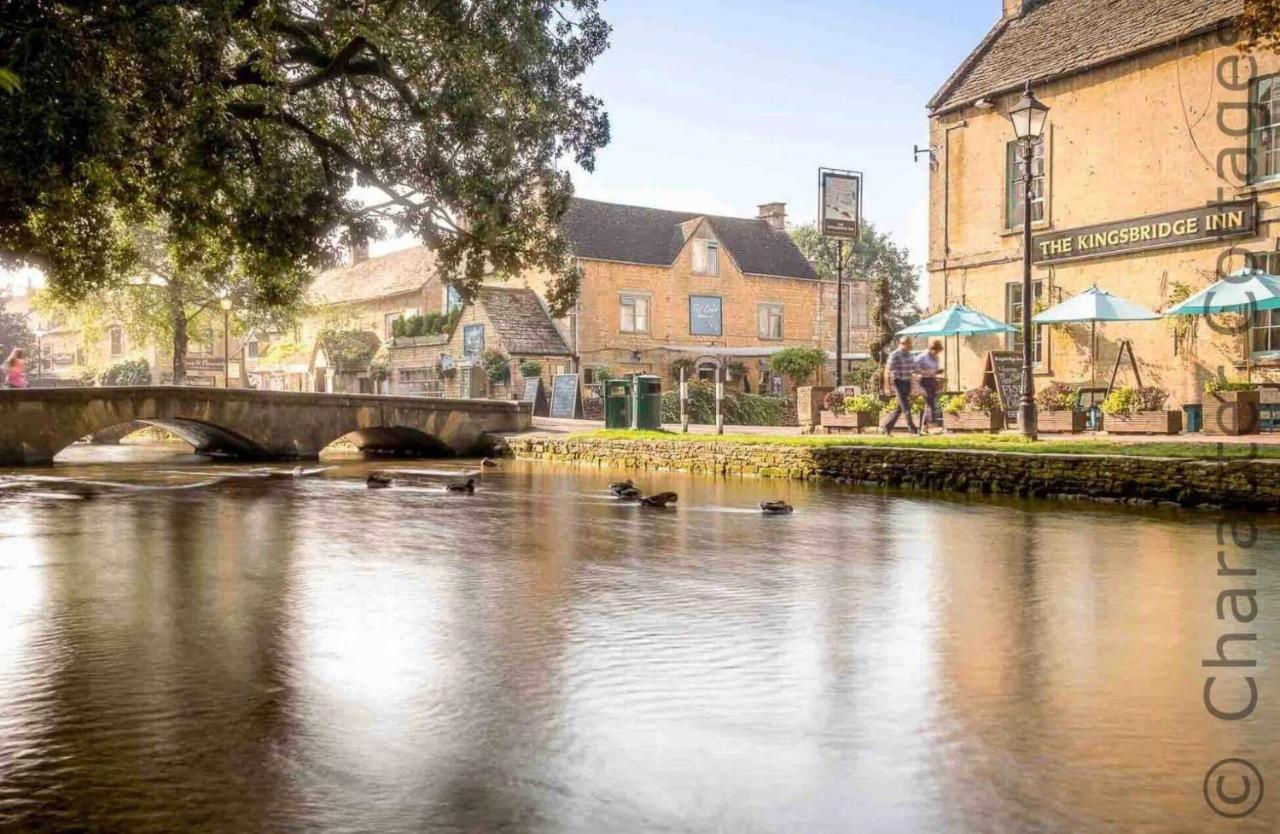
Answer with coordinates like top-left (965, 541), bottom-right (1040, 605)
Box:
top-left (0, 445), bottom-right (1277, 832)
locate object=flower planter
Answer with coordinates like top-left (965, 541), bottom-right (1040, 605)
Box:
top-left (820, 410), bottom-right (877, 434)
top-left (1037, 410), bottom-right (1088, 434)
top-left (1105, 410), bottom-right (1183, 435)
top-left (944, 411), bottom-right (1005, 433)
top-left (1203, 390), bottom-right (1260, 436)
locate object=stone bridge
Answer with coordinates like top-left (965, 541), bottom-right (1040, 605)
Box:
top-left (0, 387), bottom-right (531, 465)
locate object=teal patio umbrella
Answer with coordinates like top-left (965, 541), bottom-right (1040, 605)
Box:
top-left (897, 304), bottom-right (1015, 390)
top-left (1165, 268), bottom-right (1280, 379)
top-left (1033, 285), bottom-right (1159, 389)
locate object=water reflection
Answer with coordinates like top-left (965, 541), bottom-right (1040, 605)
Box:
top-left (0, 451), bottom-right (1277, 832)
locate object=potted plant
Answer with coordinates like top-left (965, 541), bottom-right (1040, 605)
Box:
top-left (518, 358), bottom-right (543, 378)
top-left (481, 350), bottom-right (510, 385)
top-left (943, 387), bottom-right (1005, 432)
top-left (1035, 382), bottom-right (1086, 433)
top-left (820, 392), bottom-right (882, 433)
top-left (1203, 376), bottom-right (1260, 435)
top-left (1100, 385), bottom-right (1182, 435)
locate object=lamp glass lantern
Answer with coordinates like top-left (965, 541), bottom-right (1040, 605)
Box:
top-left (1008, 82), bottom-right (1050, 141)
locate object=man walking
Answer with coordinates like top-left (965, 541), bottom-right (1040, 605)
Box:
top-left (881, 337), bottom-right (919, 436)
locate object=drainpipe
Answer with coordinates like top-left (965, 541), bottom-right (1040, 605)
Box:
top-left (941, 118), bottom-right (968, 392)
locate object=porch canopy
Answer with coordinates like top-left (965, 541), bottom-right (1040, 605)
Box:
top-left (1165, 268), bottom-right (1280, 379)
top-left (1033, 286), bottom-right (1159, 389)
top-left (897, 304), bottom-right (1015, 390)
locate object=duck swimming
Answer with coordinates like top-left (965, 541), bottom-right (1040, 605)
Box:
top-left (614, 485), bottom-right (643, 501)
top-left (481, 457), bottom-right (499, 468)
top-left (446, 477), bottom-right (476, 494)
top-left (609, 479), bottom-right (638, 496)
top-left (760, 501), bottom-right (793, 515)
top-left (639, 492), bottom-right (678, 508)
top-left (366, 474), bottom-right (394, 489)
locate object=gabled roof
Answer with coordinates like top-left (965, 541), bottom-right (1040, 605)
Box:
top-left (559, 197), bottom-right (818, 280)
top-left (309, 245), bottom-right (438, 306)
top-left (477, 287), bottom-right (571, 356)
top-left (929, 0), bottom-right (1242, 115)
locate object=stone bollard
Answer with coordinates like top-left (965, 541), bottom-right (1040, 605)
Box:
top-left (796, 386), bottom-right (833, 428)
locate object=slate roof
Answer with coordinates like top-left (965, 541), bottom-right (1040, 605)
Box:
top-left (559, 198), bottom-right (818, 280)
top-left (309, 245), bottom-right (437, 306)
top-left (929, 0), bottom-right (1242, 114)
top-left (478, 287), bottom-right (571, 356)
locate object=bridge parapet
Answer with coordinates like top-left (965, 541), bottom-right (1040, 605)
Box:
top-left (0, 386), bottom-right (531, 465)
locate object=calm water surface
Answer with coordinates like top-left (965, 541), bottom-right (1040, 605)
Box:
top-left (1, 445), bottom-right (1278, 833)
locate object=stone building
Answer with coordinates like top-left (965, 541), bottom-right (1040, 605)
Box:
top-left (386, 286), bottom-right (572, 399)
top-left (557, 198), bottom-right (871, 394)
top-left (927, 0), bottom-right (1279, 406)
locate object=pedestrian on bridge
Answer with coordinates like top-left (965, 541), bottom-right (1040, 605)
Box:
top-left (5, 348), bottom-right (28, 389)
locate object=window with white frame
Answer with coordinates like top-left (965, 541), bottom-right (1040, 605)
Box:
top-left (1252, 75), bottom-right (1280, 183)
top-left (848, 288), bottom-right (871, 328)
top-left (1250, 251), bottom-right (1280, 353)
top-left (620, 293), bottom-right (650, 333)
top-left (1006, 138), bottom-right (1045, 228)
top-left (758, 303), bottom-right (783, 339)
top-left (1005, 280), bottom-right (1045, 365)
top-left (692, 239), bottom-right (720, 276)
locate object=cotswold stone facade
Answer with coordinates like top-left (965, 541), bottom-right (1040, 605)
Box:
top-left (928, 0), bottom-right (1280, 405)
top-left (506, 436), bottom-right (1280, 510)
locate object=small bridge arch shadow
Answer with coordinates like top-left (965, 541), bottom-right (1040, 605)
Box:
top-left (325, 426), bottom-right (454, 458)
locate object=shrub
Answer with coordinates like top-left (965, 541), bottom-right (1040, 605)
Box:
top-left (660, 379), bottom-right (788, 426)
top-left (946, 386), bottom-right (1000, 415)
top-left (1135, 386), bottom-right (1170, 412)
top-left (518, 359), bottom-right (543, 378)
top-left (843, 393), bottom-right (883, 416)
top-left (769, 347), bottom-right (826, 385)
top-left (99, 358), bottom-right (151, 386)
top-left (1205, 376), bottom-right (1258, 395)
top-left (669, 358), bottom-right (696, 380)
top-left (480, 350), bottom-right (509, 384)
top-left (1035, 382), bottom-right (1078, 412)
top-left (392, 309), bottom-right (461, 339)
top-left (1101, 386), bottom-right (1171, 416)
top-left (823, 389), bottom-right (848, 411)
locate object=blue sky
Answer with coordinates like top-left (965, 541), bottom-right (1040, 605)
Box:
top-left (3, 0), bottom-right (998, 293)
top-left (569, 0), bottom-right (998, 280)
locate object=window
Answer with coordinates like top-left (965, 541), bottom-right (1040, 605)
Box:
top-left (1252, 75), bottom-right (1280, 183)
top-left (1005, 281), bottom-right (1046, 365)
top-left (109, 327), bottom-right (123, 357)
top-left (848, 288), bottom-right (871, 328)
top-left (446, 285), bottom-right (464, 314)
top-left (689, 295), bottom-right (723, 336)
top-left (697, 361), bottom-right (719, 382)
top-left (692, 239), bottom-right (719, 276)
top-left (1006, 138), bottom-right (1045, 229)
top-left (620, 294), bottom-right (650, 333)
top-left (1253, 310), bottom-right (1280, 353)
top-left (758, 303), bottom-right (783, 339)
top-left (246, 340), bottom-right (260, 359)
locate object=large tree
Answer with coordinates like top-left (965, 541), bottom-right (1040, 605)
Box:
top-left (0, 1), bottom-right (610, 315)
top-left (1241, 0), bottom-right (1280, 51)
top-left (789, 221), bottom-right (922, 355)
top-left (0, 296), bottom-right (33, 362)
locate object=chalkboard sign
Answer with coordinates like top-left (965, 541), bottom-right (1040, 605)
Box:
top-left (549, 373), bottom-right (583, 419)
top-left (463, 324), bottom-right (484, 358)
top-left (689, 295), bottom-right (723, 336)
top-left (521, 377), bottom-right (549, 416)
top-left (983, 351), bottom-right (1023, 423)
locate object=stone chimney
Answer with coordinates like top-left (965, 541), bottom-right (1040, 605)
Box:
top-left (351, 238), bottom-right (369, 264)
top-left (757, 202), bottom-right (787, 233)
top-left (1003, 0), bottom-right (1032, 18)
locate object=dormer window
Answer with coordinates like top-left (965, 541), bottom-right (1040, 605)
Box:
top-left (692, 239), bottom-right (719, 276)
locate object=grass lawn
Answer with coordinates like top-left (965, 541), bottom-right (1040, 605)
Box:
top-left (569, 429), bottom-right (1280, 461)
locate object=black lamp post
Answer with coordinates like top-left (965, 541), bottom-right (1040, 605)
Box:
top-left (220, 296), bottom-right (233, 388)
top-left (1007, 81), bottom-right (1049, 441)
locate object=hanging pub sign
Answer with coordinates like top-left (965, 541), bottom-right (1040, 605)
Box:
top-left (818, 168), bottom-right (862, 240)
top-left (462, 324), bottom-right (484, 358)
top-left (1032, 200), bottom-right (1257, 265)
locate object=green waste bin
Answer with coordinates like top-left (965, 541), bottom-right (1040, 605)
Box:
top-left (633, 374), bottom-right (663, 430)
top-left (603, 379), bottom-right (633, 429)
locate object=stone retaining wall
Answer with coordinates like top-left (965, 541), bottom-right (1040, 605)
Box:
top-left (505, 436), bottom-right (1280, 510)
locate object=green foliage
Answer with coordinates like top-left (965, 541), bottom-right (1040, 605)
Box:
top-left (768, 346), bottom-right (826, 385)
top-left (392, 309), bottom-right (460, 339)
top-left (1101, 386), bottom-right (1170, 416)
top-left (0, 1), bottom-right (610, 316)
top-left (99, 358), bottom-right (150, 386)
top-left (669, 358), bottom-right (696, 380)
top-left (660, 379), bottom-right (787, 426)
top-left (591, 365), bottom-right (614, 384)
top-left (788, 221), bottom-right (922, 353)
top-left (1035, 382), bottom-right (1079, 412)
top-left (519, 359), bottom-right (544, 378)
top-left (0, 297), bottom-right (33, 359)
top-left (841, 393), bottom-right (884, 416)
top-left (481, 350), bottom-right (510, 384)
top-left (947, 387), bottom-right (1001, 415)
top-left (847, 361), bottom-right (882, 392)
top-left (1205, 376), bottom-right (1259, 395)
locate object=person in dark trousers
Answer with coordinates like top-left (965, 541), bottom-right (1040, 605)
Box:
top-left (881, 337), bottom-right (919, 436)
top-left (916, 339), bottom-right (944, 433)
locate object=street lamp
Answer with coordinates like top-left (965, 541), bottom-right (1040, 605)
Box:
top-left (220, 296), bottom-right (233, 388)
top-left (33, 328), bottom-right (44, 383)
top-left (1008, 80), bottom-right (1049, 441)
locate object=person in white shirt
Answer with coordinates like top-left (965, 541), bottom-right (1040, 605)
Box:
top-left (915, 339), bottom-right (944, 432)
